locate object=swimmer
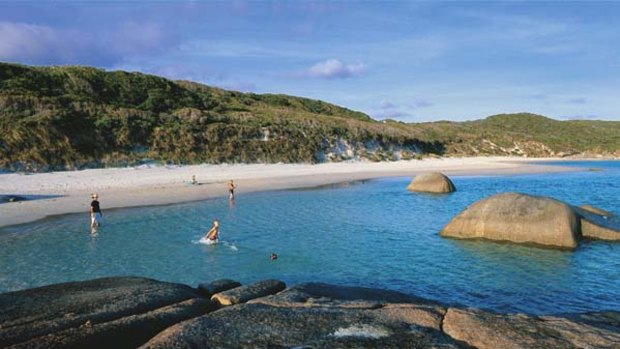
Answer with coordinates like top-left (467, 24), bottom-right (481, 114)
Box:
top-left (270, 252), bottom-right (278, 260)
top-left (203, 220), bottom-right (220, 242)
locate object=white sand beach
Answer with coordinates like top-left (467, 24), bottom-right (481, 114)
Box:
top-left (0, 157), bottom-right (575, 229)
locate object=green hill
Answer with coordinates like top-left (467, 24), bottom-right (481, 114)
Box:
top-left (1, 62), bottom-right (619, 172)
top-left (0, 62), bottom-right (437, 171)
top-left (406, 113), bottom-right (620, 157)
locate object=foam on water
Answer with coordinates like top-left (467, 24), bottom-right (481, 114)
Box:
top-left (1, 160), bottom-right (620, 315)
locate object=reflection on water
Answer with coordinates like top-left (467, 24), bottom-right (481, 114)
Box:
top-left (1, 161), bottom-right (620, 315)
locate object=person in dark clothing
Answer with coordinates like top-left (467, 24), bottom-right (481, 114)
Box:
top-left (228, 180), bottom-right (236, 200)
top-left (90, 193), bottom-right (103, 228)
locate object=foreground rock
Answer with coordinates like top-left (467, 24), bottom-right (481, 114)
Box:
top-left (141, 283), bottom-right (620, 349)
top-left (406, 172), bottom-right (456, 193)
top-left (211, 279), bottom-right (285, 305)
top-left (141, 283), bottom-right (462, 349)
top-left (0, 277), bottom-right (206, 349)
top-left (443, 307), bottom-right (620, 349)
top-left (197, 279), bottom-right (241, 298)
top-left (2, 277), bottom-right (619, 349)
top-left (441, 192), bottom-right (580, 249)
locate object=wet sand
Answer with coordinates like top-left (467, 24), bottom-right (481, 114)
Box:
top-left (0, 157), bottom-right (576, 229)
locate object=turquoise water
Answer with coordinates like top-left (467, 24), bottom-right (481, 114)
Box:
top-left (1, 161), bottom-right (620, 315)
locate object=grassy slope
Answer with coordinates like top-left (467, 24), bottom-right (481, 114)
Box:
top-left (1, 62), bottom-right (619, 171)
top-left (406, 113), bottom-right (620, 156)
top-left (0, 63), bottom-right (435, 171)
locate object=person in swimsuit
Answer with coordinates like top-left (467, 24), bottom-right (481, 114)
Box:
top-left (204, 220), bottom-right (220, 242)
top-left (90, 193), bottom-right (102, 228)
top-left (228, 180), bottom-right (236, 200)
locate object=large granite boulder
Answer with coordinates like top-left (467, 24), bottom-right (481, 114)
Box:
top-left (0, 276), bottom-right (209, 349)
top-left (3, 278), bottom-right (620, 349)
top-left (407, 172), bottom-right (456, 193)
top-left (140, 282), bottom-right (620, 349)
top-left (440, 192), bottom-right (580, 249)
top-left (579, 204), bottom-right (613, 216)
top-left (575, 206), bottom-right (620, 241)
top-left (141, 283), bottom-right (462, 349)
top-left (443, 307), bottom-right (620, 349)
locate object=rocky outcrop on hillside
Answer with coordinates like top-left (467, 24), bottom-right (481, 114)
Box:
top-left (441, 193), bottom-right (620, 249)
top-left (1, 276), bottom-right (619, 348)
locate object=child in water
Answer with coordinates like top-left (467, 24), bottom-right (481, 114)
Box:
top-left (203, 220), bottom-right (220, 242)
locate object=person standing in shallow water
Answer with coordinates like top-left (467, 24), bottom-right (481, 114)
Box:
top-left (228, 180), bottom-right (236, 200)
top-left (90, 193), bottom-right (102, 228)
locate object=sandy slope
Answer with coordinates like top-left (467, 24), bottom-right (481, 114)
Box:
top-left (0, 157), bottom-right (574, 229)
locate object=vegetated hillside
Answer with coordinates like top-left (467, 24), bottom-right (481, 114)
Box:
top-left (0, 62), bottom-right (440, 171)
top-left (404, 113), bottom-right (620, 157)
top-left (1, 62), bottom-right (619, 172)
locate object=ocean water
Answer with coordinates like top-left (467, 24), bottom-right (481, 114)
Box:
top-left (1, 161), bottom-right (619, 315)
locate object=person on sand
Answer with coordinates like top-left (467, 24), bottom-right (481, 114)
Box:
top-left (191, 175), bottom-right (197, 185)
top-left (204, 220), bottom-right (220, 242)
top-left (90, 193), bottom-right (102, 228)
top-left (228, 180), bottom-right (236, 200)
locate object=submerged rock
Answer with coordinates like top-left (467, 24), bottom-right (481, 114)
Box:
top-left (406, 172), bottom-right (456, 193)
top-left (440, 192), bottom-right (580, 249)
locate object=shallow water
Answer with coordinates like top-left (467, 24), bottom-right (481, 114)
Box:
top-left (1, 160), bottom-right (620, 315)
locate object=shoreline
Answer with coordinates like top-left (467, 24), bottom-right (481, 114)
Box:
top-left (0, 157), bottom-right (580, 229)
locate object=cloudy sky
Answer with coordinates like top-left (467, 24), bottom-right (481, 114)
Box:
top-left (1, 1), bottom-right (619, 121)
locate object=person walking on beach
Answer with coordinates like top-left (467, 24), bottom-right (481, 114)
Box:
top-left (228, 180), bottom-right (236, 200)
top-left (204, 220), bottom-right (220, 242)
top-left (90, 193), bottom-right (102, 228)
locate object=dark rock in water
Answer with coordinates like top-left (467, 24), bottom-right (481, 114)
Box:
top-left (441, 192), bottom-right (580, 249)
top-left (211, 279), bottom-right (285, 306)
top-left (0, 195), bottom-right (27, 203)
top-left (0, 276), bottom-right (203, 348)
top-left (197, 279), bottom-right (241, 298)
top-left (442, 307), bottom-right (620, 349)
top-left (407, 172), bottom-right (456, 193)
top-left (140, 283), bottom-right (461, 349)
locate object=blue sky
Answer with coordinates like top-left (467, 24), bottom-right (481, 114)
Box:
top-left (1, 1), bottom-right (619, 121)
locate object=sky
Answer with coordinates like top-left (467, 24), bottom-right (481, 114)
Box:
top-left (1, 1), bottom-right (619, 122)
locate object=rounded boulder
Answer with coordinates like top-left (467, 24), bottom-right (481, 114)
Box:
top-left (440, 192), bottom-right (580, 249)
top-left (407, 172), bottom-right (456, 193)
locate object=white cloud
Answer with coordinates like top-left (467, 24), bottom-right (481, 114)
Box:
top-left (305, 59), bottom-right (367, 79)
top-left (0, 20), bottom-right (178, 66)
top-left (0, 22), bottom-right (64, 62)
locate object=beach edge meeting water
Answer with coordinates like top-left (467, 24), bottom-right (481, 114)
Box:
top-left (0, 157), bottom-right (579, 229)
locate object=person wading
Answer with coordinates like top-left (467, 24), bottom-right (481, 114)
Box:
top-left (90, 193), bottom-right (103, 228)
